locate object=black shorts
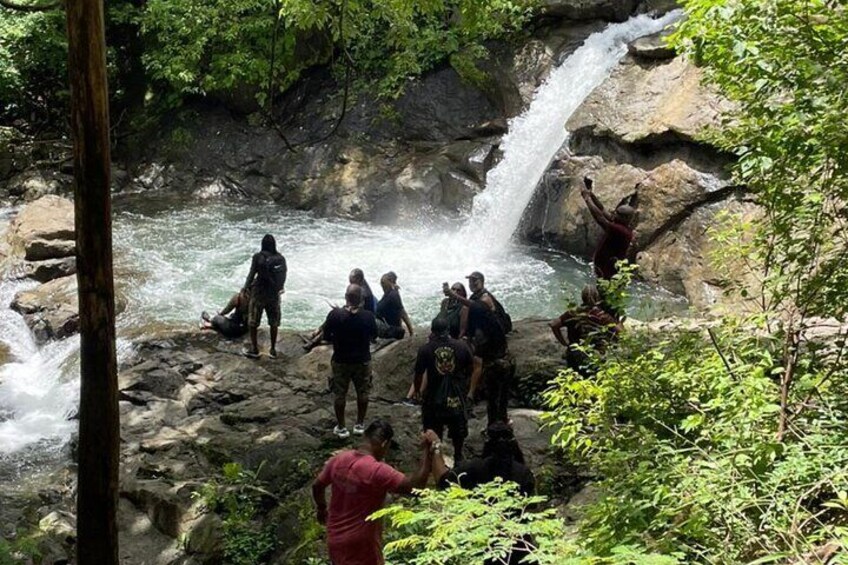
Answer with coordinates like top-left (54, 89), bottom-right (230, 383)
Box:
top-left (211, 315), bottom-right (248, 339)
top-left (422, 407), bottom-right (468, 441)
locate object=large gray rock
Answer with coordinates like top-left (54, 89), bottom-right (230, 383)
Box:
top-left (11, 275), bottom-right (80, 343)
top-left (567, 56), bottom-right (732, 148)
top-left (6, 195), bottom-right (77, 283)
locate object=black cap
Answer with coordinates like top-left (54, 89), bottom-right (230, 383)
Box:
top-left (465, 271), bottom-right (484, 282)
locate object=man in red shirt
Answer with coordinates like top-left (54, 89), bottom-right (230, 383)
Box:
top-left (581, 176), bottom-right (637, 280)
top-left (312, 420), bottom-right (433, 565)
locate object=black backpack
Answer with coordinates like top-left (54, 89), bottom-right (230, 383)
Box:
top-left (488, 293), bottom-right (513, 334)
top-left (258, 252), bottom-right (287, 293)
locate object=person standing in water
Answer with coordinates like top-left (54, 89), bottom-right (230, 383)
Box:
top-left (242, 234), bottom-right (287, 359)
top-left (581, 176), bottom-right (637, 280)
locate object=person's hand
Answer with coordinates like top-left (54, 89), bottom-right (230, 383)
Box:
top-left (423, 430), bottom-right (441, 445)
top-left (419, 431), bottom-right (434, 451)
top-left (317, 506), bottom-right (327, 525)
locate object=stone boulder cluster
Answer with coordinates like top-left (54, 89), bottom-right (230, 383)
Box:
top-left (4, 195), bottom-right (82, 343)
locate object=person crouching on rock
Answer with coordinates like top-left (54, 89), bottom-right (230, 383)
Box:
top-left (412, 317), bottom-right (474, 462)
top-left (375, 271), bottom-right (414, 339)
top-left (242, 234), bottom-right (287, 359)
top-left (200, 288), bottom-right (250, 339)
top-left (550, 284), bottom-right (620, 375)
top-left (312, 420), bottom-right (434, 565)
top-left (323, 284), bottom-right (378, 439)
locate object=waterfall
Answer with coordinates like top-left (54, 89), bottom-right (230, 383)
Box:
top-left (465, 10), bottom-right (683, 251)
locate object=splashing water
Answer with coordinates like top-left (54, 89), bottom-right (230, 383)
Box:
top-left (466, 10), bottom-right (683, 251)
top-left (0, 12), bottom-right (687, 456)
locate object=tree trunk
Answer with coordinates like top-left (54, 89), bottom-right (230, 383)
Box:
top-left (65, 0), bottom-right (119, 561)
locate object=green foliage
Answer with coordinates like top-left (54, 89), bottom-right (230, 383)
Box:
top-left (372, 479), bottom-right (681, 564)
top-left (670, 0), bottom-right (848, 321)
top-left (194, 462), bottom-right (276, 565)
top-left (0, 10), bottom-right (68, 123)
top-left (0, 531), bottom-right (45, 565)
top-left (544, 321), bottom-right (848, 562)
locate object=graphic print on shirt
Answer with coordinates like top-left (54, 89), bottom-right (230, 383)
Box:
top-left (434, 346), bottom-right (456, 376)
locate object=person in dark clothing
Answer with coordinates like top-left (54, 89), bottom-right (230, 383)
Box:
top-left (413, 318), bottom-right (474, 461)
top-left (445, 275), bottom-right (514, 426)
top-left (242, 234), bottom-right (287, 359)
top-left (581, 176), bottom-right (637, 280)
top-left (436, 282), bottom-right (468, 339)
top-left (303, 268), bottom-right (376, 352)
top-left (201, 288), bottom-right (251, 339)
top-left (550, 284), bottom-right (620, 374)
top-left (324, 284), bottom-right (378, 439)
top-left (349, 268), bottom-right (376, 313)
top-left (376, 272), bottom-right (414, 339)
top-left (427, 422), bottom-right (536, 564)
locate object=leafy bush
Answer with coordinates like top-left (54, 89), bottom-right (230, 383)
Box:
top-left (544, 320), bottom-right (848, 562)
top-left (194, 462), bottom-right (276, 565)
top-left (373, 479), bottom-right (681, 564)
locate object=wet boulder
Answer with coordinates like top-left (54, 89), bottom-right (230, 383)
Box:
top-left (11, 275), bottom-right (80, 344)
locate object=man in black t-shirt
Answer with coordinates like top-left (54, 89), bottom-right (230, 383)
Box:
top-left (242, 234), bottom-right (287, 359)
top-left (413, 318), bottom-right (474, 461)
top-left (323, 284), bottom-right (378, 439)
top-left (375, 271), bottom-right (414, 339)
top-left (446, 273), bottom-right (515, 426)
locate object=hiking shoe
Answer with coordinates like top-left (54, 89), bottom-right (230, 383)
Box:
top-left (242, 348), bottom-right (260, 359)
top-left (400, 397), bottom-right (420, 407)
top-left (268, 349), bottom-right (278, 359)
top-left (333, 426), bottom-right (350, 439)
top-left (353, 424), bottom-right (366, 436)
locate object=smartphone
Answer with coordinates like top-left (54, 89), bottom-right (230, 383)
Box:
top-left (442, 282), bottom-right (450, 295)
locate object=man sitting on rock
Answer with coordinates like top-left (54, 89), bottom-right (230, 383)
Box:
top-left (581, 176), bottom-right (637, 281)
top-left (200, 288), bottom-right (250, 339)
top-left (312, 420), bottom-right (434, 565)
top-left (412, 317), bottom-right (474, 462)
top-left (323, 284), bottom-right (378, 439)
top-left (550, 284), bottom-right (620, 374)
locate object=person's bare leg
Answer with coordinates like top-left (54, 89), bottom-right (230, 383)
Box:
top-left (269, 326), bottom-right (278, 356)
top-left (248, 327), bottom-right (259, 354)
top-left (334, 395), bottom-right (346, 429)
top-left (356, 394), bottom-right (368, 426)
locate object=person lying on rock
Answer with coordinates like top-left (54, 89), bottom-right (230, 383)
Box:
top-left (200, 288), bottom-right (250, 339)
top-left (411, 317), bottom-right (474, 462)
top-left (446, 273), bottom-right (515, 426)
top-left (399, 281), bottom-right (470, 407)
top-left (242, 233), bottom-right (287, 359)
top-left (324, 284), bottom-right (378, 439)
top-left (581, 176), bottom-right (637, 281)
top-left (312, 420), bottom-right (434, 565)
top-left (375, 271), bottom-right (414, 339)
top-left (303, 268), bottom-right (377, 352)
top-left (550, 284), bottom-right (620, 375)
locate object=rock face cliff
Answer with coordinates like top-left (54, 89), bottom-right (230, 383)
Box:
top-left (523, 38), bottom-right (755, 308)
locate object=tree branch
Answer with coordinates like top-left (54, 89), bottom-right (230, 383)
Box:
top-left (0, 0), bottom-right (61, 12)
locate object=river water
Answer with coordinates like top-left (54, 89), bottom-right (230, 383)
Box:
top-left (0, 11), bottom-right (684, 458)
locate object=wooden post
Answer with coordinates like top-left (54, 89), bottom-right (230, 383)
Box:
top-left (65, 0), bottom-right (119, 561)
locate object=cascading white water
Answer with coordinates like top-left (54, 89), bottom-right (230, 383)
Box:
top-left (0, 12), bottom-right (687, 456)
top-left (466, 10), bottom-right (683, 250)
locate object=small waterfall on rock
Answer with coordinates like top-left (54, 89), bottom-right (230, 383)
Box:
top-left (466, 10), bottom-right (682, 250)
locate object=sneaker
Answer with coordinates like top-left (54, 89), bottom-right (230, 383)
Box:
top-left (400, 397), bottom-right (420, 407)
top-left (353, 424), bottom-right (365, 436)
top-left (268, 349), bottom-right (278, 359)
top-left (333, 426), bottom-right (350, 439)
top-left (242, 348), bottom-right (260, 359)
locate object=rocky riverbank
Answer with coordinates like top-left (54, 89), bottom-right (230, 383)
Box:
top-left (0, 320), bottom-right (578, 564)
